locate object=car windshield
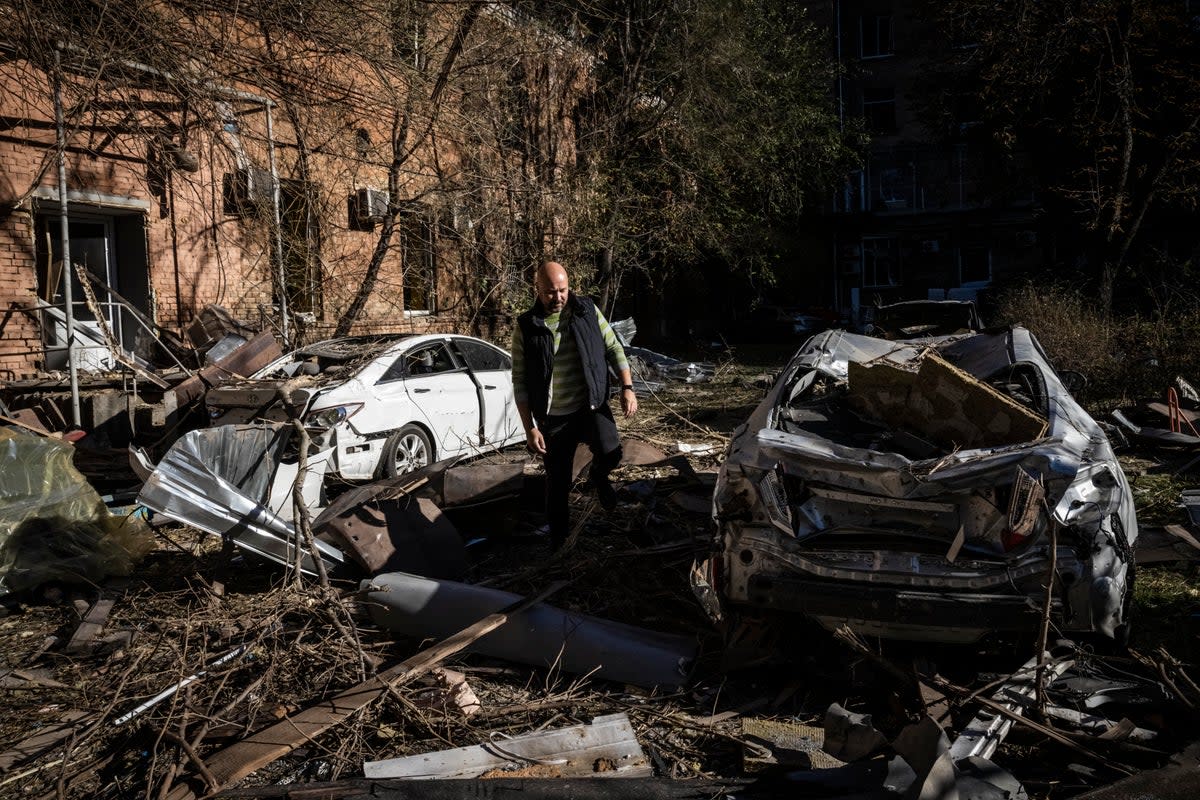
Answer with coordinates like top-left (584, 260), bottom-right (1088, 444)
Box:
top-left (254, 336), bottom-right (413, 379)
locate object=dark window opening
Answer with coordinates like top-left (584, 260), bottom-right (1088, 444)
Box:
top-left (279, 181), bottom-right (321, 315)
top-left (401, 211), bottom-right (436, 313)
top-left (959, 245), bottom-right (991, 285)
top-left (860, 15), bottom-right (894, 58)
top-left (863, 236), bottom-right (900, 288)
top-left (862, 87), bottom-right (896, 133)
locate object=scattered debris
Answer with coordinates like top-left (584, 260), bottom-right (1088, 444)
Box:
top-left (409, 668), bottom-right (481, 719)
top-left (136, 423), bottom-right (343, 576)
top-left (949, 652), bottom-right (1074, 761)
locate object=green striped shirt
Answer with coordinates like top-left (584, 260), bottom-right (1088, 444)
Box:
top-left (512, 304), bottom-right (630, 416)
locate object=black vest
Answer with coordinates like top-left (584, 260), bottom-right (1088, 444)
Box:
top-left (517, 292), bottom-right (610, 423)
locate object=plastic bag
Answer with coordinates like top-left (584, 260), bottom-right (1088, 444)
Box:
top-left (0, 428), bottom-right (154, 594)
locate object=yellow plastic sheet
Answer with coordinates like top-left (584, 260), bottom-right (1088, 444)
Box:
top-left (0, 428), bottom-right (154, 594)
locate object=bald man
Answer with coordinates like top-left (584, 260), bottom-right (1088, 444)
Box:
top-left (511, 261), bottom-right (637, 548)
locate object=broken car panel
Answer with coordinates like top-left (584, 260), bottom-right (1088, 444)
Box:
top-left (702, 327), bottom-right (1137, 643)
top-left (205, 334), bottom-right (525, 480)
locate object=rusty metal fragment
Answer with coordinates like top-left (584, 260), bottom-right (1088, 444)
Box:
top-left (315, 496), bottom-right (466, 579)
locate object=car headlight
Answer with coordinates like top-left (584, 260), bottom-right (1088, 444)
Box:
top-left (305, 403), bottom-right (363, 430)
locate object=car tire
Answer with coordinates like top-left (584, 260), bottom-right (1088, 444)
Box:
top-left (382, 424), bottom-right (433, 477)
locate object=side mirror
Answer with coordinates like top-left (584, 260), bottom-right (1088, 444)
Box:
top-left (1059, 369), bottom-right (1088, 396)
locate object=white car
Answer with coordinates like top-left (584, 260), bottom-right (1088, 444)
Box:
top-left (205, 334), bottom-right (525, 480)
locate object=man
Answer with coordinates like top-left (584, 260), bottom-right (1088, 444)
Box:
top-left (512, 261), bottom-right (638, 548)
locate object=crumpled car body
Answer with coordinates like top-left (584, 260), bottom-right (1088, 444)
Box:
top-left (205, 334), bottom-right (525, 480)
top-left (701, 327), bottom-right (1137, 643)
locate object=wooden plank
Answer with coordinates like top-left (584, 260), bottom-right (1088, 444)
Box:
top-left (364, 713), bottom-right (650, 779)
top-left (166, 581), bottom-right (569, 800)
top-left (64, 599), bottom-right (114, 655)
top-left (0, 710), bottom-right (90, 771)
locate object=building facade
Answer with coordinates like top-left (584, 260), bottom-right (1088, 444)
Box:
top-left (808, 0), bottom-right (1045, 325)
top-left (0, 2), bottom-right (586, 380)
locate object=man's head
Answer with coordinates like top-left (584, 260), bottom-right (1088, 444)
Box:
top-left (535, 261), bottom-right (569, 313)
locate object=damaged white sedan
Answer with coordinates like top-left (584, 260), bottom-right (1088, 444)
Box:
top-left (697, 327), bottom-right (1137, 643)
top-left (206, 334), bottom-right (525, 480)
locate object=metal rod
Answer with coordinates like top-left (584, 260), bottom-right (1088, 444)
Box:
top-left (265, 102), bottom-right (288, 346)
top-left (53, 45), bottom-right (81, 427)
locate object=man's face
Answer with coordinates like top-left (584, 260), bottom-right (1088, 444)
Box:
top-left (537, 270), bottom-right (569, 313)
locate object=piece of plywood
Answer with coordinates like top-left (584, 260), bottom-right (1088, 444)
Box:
top-left (364, 713), bottom-right (650, 779)
top-left (848, 351), bottom-right (1047, 451)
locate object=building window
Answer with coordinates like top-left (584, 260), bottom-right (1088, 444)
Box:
top-left (877, 165), bottom-right (911, 209)
top-left (860, 15), bottom-right (894, 58)
top-left (862, 87), bottom-right (896, 133)
top-left (390, 0), bottom-right (427, 70)
top-left (279, 181), bottom-right (320, 315)
top-left (862, 236), bottom-right (900, 288)
top-left (401, 211), bottom-right (436, 313)
top-left (35, 208), bottom-right (151, 371)
top-left (958, 245), bottom-right (991, 286)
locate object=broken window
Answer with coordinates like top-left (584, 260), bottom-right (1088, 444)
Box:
top-left (862, 236), bottom-right (900, 288)
top-left (34, 206), bottom-right (150, 371)
top-left (453, 339), bottom-right (511, 372)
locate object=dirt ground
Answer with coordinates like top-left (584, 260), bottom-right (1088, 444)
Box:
top-left (1, 344), bottom-right (1198, 798)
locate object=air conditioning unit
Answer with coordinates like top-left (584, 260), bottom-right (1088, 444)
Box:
top-left (355, 187), bottom-right (390, 222)
top-left (920, 239), bottom-right (941, 254)
top-left (222, 166), bottom-right (275, 216)
top-left (1015, 230), bottom-right (1038, 247)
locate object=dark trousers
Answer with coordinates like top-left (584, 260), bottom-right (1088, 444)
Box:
top-left (541, 404), bottom-right (622, 545)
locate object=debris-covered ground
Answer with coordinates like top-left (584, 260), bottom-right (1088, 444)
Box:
top-left (2, 344), bottom-right (1200, 799)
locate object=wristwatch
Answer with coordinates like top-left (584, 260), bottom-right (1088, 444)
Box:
top-left (622, 384), bottom-right (634, 392)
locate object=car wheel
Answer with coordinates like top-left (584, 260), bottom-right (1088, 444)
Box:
top-left (382, 424), bottom-right (433, 477)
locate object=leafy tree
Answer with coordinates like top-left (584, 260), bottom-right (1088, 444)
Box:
top-left (525, 0), bottom-right (861, 310)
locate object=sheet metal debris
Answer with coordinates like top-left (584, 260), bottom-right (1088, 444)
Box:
top-left (364, 712), bottom-right (651, 779)
top-left (362, 572), bottom-right (696, 689)
top-left (136, 423), bottom-right (342, 576)
top-left (950, 653), bottom-right (1074, 761)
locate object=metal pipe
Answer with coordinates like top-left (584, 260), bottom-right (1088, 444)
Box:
top-left (53, 46), bottom-right (81, 427)
top-left (265, 102), bottom-right (288, 345)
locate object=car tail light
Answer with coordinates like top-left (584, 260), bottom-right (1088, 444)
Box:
top-left (1000, 529), bottom-right (1030, 551)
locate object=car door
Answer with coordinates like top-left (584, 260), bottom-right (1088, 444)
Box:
top-left (451, 337), bottom-right (521, 446)
top-left (400, 340), bottom-right (482, 456)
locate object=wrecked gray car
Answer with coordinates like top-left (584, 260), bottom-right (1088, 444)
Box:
top-left (697, 327), bottom-right (1137, 643)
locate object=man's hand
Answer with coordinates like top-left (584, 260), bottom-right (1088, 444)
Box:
top-left (526, 427), bottom-right (546, 455)
top-left (621, 387), bottom-right (638, 417)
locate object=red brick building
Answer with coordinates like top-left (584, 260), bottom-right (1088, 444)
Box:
top-left (0, 2), bottom-right (587, 380)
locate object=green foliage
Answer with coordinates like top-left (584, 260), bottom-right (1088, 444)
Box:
top-left (554, 0), bottom-right (861, 290)
top-left (994, 280), bottom-right (1200, 407)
